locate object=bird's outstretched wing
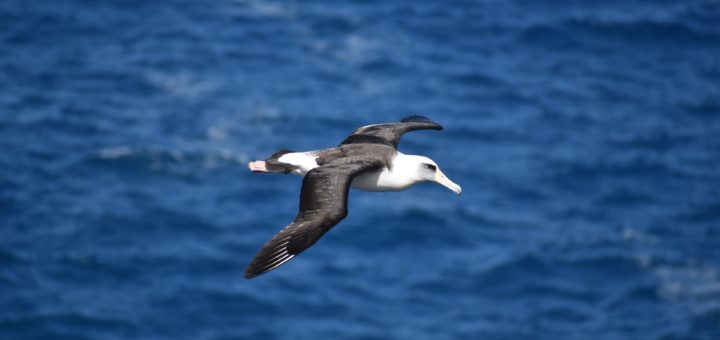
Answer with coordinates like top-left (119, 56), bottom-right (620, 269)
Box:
top-left (340, 116), bottom-right (443, 148)
top-left (244, 157), bottom-right (384, 279)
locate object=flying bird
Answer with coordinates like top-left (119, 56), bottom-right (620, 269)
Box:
top-left (244, 116), bottom-right (461, 279)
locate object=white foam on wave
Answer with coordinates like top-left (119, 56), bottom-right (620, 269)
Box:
top-left (655, 264), bottom-right (720, 313)
top-left (97, 145), bottom-right (248, 170)
top-left (145, 72), bottom-right (216, 101)
top-left (206, 103), bottom-right (281, 141)
top-left (232, 0), bottom-right (295, 19)
top-left (97, 146), bottom-right (133, 159)
top-left (624, 227), bottom-right (720, 314)
top-left (207, 125), bottom-right (229, 141)
top-left (336, 35), bottom-right (381, 65)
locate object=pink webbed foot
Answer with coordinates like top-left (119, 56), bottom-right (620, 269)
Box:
top-left (248, 160), bottom-right (269, 173)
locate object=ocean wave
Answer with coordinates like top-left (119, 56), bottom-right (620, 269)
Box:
top-left (518, 15), bottom-right (720, 47)
top-left (336, 207), bottom-right (467, 252)
top-left (231, 0), bottom-right (296, 20)
top-left (92, 146), bottom-right (248, 172)
top-left (144, 71), bottom-right (217, 102)
top-left (545, 153), bottom-right (687, 184)
top-left (0, 312), bottom-right (136, 338)
top-left (655, 265), bottom-right (720, 311)
top-left (3, 0), bottom-right (719, 338)
top-left (0, 249), bottom-right (23, 269)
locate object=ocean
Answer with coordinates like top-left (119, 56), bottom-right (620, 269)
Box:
top-left (1, 0), bottom-right (719, 339)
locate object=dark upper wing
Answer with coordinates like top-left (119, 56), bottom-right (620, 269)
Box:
top-left (340, 116), bottom-right (443, 148)
top-left (244, 157), bottom-right (384, 279)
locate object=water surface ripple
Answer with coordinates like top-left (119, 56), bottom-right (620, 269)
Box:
top-left (1, 0), bottom-right (719, 339)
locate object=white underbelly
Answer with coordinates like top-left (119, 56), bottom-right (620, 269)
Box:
top-left (351, 169), bottom-right (409, 192)
top-left (279, 151), bottom-right (411, 192)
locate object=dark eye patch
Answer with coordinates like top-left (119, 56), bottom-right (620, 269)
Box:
top-left (424, 163), bottom-right (437, 171)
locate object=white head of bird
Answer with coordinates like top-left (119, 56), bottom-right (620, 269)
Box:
top-left (389, 154), bottom-right (462, 195)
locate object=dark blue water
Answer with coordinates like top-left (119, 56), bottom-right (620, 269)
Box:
top-left (2, 0), bottom-right (720, 339)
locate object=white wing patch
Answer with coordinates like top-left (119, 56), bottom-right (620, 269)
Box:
top-left (277, 152), bottom-right (319, 176)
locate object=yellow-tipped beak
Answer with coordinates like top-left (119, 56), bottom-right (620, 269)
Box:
top-left (434, 170), bottom-right (462, 196)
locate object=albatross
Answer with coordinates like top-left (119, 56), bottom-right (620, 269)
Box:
top-left (244, 116), bottom-right (461, 279)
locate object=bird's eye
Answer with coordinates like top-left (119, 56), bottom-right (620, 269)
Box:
top-left (424, 164), bottom-right (437, 171)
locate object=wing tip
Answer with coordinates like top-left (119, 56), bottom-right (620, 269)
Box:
top-left (401, 115), bottom-right (434, 123)
top-left (244, 267), bottom-right (266, 279)
top-left (244, 253), bottom-right (296, 279)
top-left (401, 115), bottom-right (443, 129)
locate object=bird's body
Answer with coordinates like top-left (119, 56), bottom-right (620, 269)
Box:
top-left (269, 147), bottom-right (432, 192)
top-left (244, 116), bottom-right (461, 279)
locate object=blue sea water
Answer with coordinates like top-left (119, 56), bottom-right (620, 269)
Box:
top-left (2, 0), bottom-right (720, 339)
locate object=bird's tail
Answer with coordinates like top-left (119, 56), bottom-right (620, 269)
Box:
top-left (248, 149), bottom-right (296, 173)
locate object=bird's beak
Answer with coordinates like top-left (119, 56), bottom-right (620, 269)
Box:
top-left (434, 170), bottom-right (462, 196)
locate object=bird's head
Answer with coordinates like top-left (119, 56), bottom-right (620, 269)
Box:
top-left (402, 155), bottom-right (462, 195)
